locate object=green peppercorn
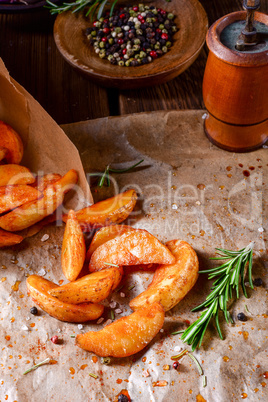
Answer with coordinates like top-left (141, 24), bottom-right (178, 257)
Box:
top-left (146, 18), bottom-right (152, 23)
top-left (118, 60), bottom-right (125, 66)
top-left (108, 38), bottom-right (114, 45)
top-left (162, 29), bottom-right (168, 33)
top-left (91, 31), bottom-right (97, 37)
top-left (107, 54), bottom-right (114, 61)
top-left (168, 13), bottom-right (174, 20)
top-left (134, 38), bottom-right (141, 45)
top-left (133, 44), bottom-right (140, 51)
top-left (125, 60), bottom-right (131, 67)
top-left (172, 26), bottom-right (177, 32)
top-left (159, 24), bottom-right (164, 30)
top-left (162, 46), bottom-right (168, 53)
top-left (136, 29), bottom-right (143, 35)
top-left (166, 41), bottom-right (172, 48)
top-left (139, 4), bottom-right (145, 12)
top-left (99, 50), bottom-right (106, 58)
top-left (115, 27), bottom-right (122, 34)
top-left (139, 51), bottom-right (146, 58)
top-left (99, 41), bottom-right (105, 48)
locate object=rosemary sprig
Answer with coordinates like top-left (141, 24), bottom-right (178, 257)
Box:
top-left (181, 242), bottom-right (254, 351)
top-left (46, 0), bottom-right (119, 18)
top-left (95, 159), bottom-right (144, 188)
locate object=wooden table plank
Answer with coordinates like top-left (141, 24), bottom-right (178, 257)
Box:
top-left (0, 9), bottom-right (110, 124)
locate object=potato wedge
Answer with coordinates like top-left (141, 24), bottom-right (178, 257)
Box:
top-left (89, 229), bottom-right (175, 272)
top-left (0, 164), bottom-right (35, 187)
top-left (48, 266), bottom-right (123, 304)
top-left (0, 120), bottom-right (24, 164)
top-left (76, 302), bottom-right (164, 357)
top-left (0, 147), bottom-right (8, 163)
top-left (0, 169), bottom-right (78, 232)
top-left (0, 228), bottom-right (23, 248)
top-left (61, 209), bottom-right (86, 282)
top-left (63, 189), bottom-right (137, 230)
top-left (32, 173), bottom-right (62, 192)
top-left (86, 224), bottom-right (136, 261)
top-left (0, 185), bottom-right (42, 214)
top-left (26, 275), bottom-right (104, 322)
top-left (129, 240), bottom-right (199, 312)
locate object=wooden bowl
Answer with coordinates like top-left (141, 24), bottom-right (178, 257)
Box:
top-left (53, 0), bottom-right (208, 89)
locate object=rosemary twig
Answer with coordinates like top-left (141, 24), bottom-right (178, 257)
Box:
top-left (97, 159), bottom-right (144, 187)
top-left (46, 0), bottom-right (118, 18)
top-left (181, 242), bottom-right (254, 351)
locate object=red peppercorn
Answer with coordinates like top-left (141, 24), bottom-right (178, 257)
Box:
top-left (51, 335), bottom-right (59, 344)
top-left (93, 21), bottom-right (98, 27)
top-left (160, 10), bottom-right (167, 15)
top-left (173, 361), bottom-right (180, 370)
top-left (156, 28), bottom-right (162, 33)
top-left (137, 14), bottom-right (143, 21)
top-left (103, 19), bottom-right (108, 24)
top-left (150, 50), bottom-right (158, 59)
top-left (161, 33), bottom-right (169, 40)
top-left (122, 48), bottom-right (127, 55)
top-left (102, 37), bottom-right (107, 42)
top-left (133, 6), bottom-right (138, 12)
top-left (103, 27), bottom-right (110, 34)
top-left (120, 13), bottom-right (125, 19)
top-left (141, 19), bottom-right (145, 24)
top-left (118, 39), bottom-right (124, 45)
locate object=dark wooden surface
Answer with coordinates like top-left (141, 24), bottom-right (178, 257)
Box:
top-left (0, 0), bottom-right (267, 125)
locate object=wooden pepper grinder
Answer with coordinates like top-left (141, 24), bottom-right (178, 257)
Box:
top-left (203, 0), bottom-right (268, 152)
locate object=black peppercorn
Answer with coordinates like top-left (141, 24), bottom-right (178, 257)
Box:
top-left (118, 394), bottom-right (129, 402)
top-left (237, 312), bottom-right (247, 321)
top-left (30, 306), bottom-right (38, 315)
top-left (253, 278), bottom-right (263, 287)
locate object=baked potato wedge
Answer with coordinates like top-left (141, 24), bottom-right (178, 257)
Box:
top-left (48, 266), bottom-right (123, 304)
top-left (0, 169), bottom-right (78, 232)
top-left (0, 164), bottom-right (35, 187)
top-left (86, 224), bottom-right (135, 261)
top-left (64, 189), bottom-right (137, 230)
top-left (0, 185), bottom-right (42, 214)
top-left (76, 302), bottom-right (164, 357)
top-left (0, 228), bottom-right (23, 248)
top-left (32, 173), bottom-right (62, 192)
top-left (129, 240), bottom-right (199, 312)
top-left (0, 120), bottom-right (24, 164)
top-left (61, 209), bottom-right (86, 282)
top-left (26, 275), bottom-right (104, 322)
top-left (89, 229), bottom-right (175, 272)
top-left (0, 147), bottom-right (8, 163)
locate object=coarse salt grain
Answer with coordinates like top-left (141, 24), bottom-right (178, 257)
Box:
top-left (174, 346), bottom-right (181, 352)
top-left (258, 227), bottom-right (264, 233)
top-left (97, 317), bottom-right (104, 324)
top-left (160, 329), bottom-right (164, 333)
top-left (202, 113), bottom-right (208, 120)
top-left (171, 203), bottom-right (178, 210)
top-left (78, 324), bottom-right (83, 330)
top-left (115, 308), bottom-right (123, 314)
top-left (103, 319), bottom-right (112, 327)
top-left (120, 292), bottom-right (125, 298)
top-left (196, 200), bottom-right (201, 205)
top-left (109, 301), bottom-right (117, 309)
top-left (26, 316), bottom-right (31, 321)
top-left (37, 268), bottom-right (47, 276)
top-left (21, 325), bottom-right (29, 331)
top-left (143, 370), bottom-right (150, 377)
top-left (41, 234), bottom-right (49, 242)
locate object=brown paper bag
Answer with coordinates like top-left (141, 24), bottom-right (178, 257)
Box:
top-left (0, 58), bottom-right (93, 207)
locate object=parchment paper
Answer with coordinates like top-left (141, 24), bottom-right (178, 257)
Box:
top-left (0, 108), bottom-right (267, 402)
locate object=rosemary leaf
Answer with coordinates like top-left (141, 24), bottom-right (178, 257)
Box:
top-left (23, 358), bottom-right (50, 375)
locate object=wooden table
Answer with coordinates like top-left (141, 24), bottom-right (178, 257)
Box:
top-left (0, 0), bottom-right (267, 125)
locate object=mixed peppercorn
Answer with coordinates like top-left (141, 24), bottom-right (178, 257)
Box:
top-left (85, 4), bottom-right (177, 66)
